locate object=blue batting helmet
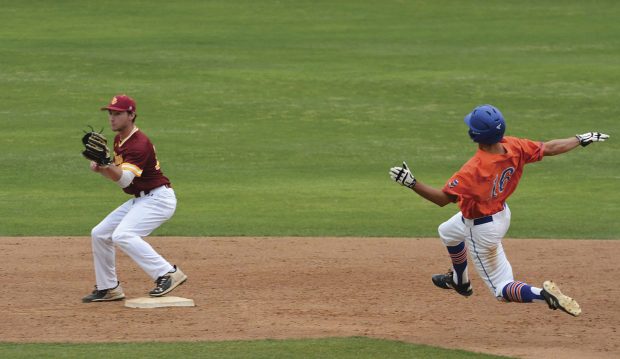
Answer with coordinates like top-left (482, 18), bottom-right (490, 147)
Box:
top-left (464, 104), bottom-right (506, 144)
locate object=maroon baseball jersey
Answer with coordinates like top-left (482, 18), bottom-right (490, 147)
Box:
top-left (113, 127), bottom-right (171, 196)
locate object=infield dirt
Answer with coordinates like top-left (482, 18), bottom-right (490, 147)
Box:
top-left (1, 237), bottom-right (618, 359)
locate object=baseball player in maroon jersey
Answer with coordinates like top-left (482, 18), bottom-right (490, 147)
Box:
top-left (82, 94), bottom-right (187, 302)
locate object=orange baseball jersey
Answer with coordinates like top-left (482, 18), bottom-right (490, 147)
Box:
top-left (442, 136), bottom-right (544, 219)
top-left (113, 128), bottom-right (171, 196)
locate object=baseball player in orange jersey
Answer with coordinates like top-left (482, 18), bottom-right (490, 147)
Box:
top-left (390, 104), bottom-right (610, 316)
top-left (82, 95), bottom-right (187, 303)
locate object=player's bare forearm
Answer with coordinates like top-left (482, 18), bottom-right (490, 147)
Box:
top-left (389, 162), bottom-right (455, 206)
top-left (544, 132), bottom-right (610, 156)
top-left (543, 137), bottom-right (580, 156)
top-left (411, 181), bottom-right (456, 207)
top-left (99, 165), bottom-right (122, 181)
top-left (91, 162), bottom-right (122, 181)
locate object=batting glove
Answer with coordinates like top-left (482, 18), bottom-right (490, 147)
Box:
top-left (576, 132), bottom-right (610, 147)
top-left (389, 161), bottom-right (417, 189)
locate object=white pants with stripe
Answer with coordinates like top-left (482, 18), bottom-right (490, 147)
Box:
top-left (90, 186), bottom-right (176, 290)
top-left (438, 204), bottom-right (513, 299)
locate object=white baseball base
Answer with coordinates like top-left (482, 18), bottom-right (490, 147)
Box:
top-left (124, 296), bottom-right (195, 308)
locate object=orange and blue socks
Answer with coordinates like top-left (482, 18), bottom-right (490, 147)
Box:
top-left (502, 281), bottom-right (544, 302)
top-left (447, 242), bottom-right (468, 285)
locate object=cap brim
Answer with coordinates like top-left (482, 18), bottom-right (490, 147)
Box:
top-left (464, 112), bottom-right (473, 126)
top-left (101, 106), bottom-right (128, 111)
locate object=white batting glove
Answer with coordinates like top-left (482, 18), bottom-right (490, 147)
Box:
top-left (576, 132), bottom-right (610, 147)
top-left (389, 161), bottom-right (417, 189)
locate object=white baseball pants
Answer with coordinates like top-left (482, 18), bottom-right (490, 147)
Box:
top-left (438, 204), bottom-right (513, 299)
top-left (90, 185), bottom-right (177, 290)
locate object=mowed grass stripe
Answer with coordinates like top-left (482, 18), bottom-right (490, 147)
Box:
top-left (0, 1), bottom-right (618, 237)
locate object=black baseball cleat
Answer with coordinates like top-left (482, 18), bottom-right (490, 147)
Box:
top-left (149, 265), bottom-right (188, 297)
top-left (432, 270), bottom-right (473, 297)
top-left (82, 282), bottom-right (125, 303)
top-left (541, 280), bottom-right (581, 317)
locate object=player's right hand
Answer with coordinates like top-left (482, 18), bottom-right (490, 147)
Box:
top-left (576, 132), bottom-right (610, 147)
top-left (89, 161), bottom-right (100, 172)
top-left (389, 161), bottom-right (417, 189)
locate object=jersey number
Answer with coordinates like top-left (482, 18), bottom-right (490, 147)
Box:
top-left (492, 167), bottom-right (515, 198)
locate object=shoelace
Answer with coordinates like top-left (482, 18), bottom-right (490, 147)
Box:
top-left (154, 275), bottom-right (169, 289)
top-left (92, 286), bottom-right (105, 295)
top-left (444, 270), bottom-right (455, 284)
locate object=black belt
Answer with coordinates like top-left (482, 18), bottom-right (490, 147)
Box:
top-left (135, 184), bottom-right (171, 198)
top-left (461, 215), bottom-right (493, 226)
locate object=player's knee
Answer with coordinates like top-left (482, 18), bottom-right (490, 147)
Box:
top-left (91, 225), bottom-right (108, 240)
top-left (437, 222), bottom-right (447, 237)
top-left (438, 222), bottom-right (457, 246)
top-left (111, 230), bottom-right (131, 246)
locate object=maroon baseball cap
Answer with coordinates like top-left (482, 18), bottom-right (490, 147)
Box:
top-left (101, 95), bottom-right (136, 112)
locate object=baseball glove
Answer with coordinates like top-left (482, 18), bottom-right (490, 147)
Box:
top-left (81, 126), bottom-right (112, 166)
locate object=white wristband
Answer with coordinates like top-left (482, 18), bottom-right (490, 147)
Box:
top-left (116, 170), bottom-right (136, 188)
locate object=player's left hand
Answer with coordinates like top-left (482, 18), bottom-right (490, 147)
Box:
top-left (82, 126), bottom-right (112, 165)
top-left (389, 161), bottom-right (417, 189)
top-left (576, 132), bottom-right (610, 147)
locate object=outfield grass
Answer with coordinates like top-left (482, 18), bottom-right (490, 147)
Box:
top-left (1, 0), bottom-right (618, 238)
top-left (0, 337), bottom-right (512, 359)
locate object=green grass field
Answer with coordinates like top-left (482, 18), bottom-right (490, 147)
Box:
top-left (0, 337), bottom-right (512, 359)
top-left (1, 0), bottom-right (618, 238)
top-left (0, 0), bottom-right (618, 358)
